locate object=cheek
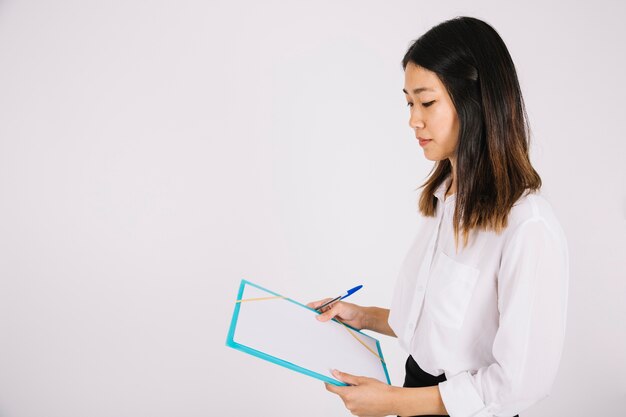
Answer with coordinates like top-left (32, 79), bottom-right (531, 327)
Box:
top-left (428, 112), bottom-right (459, 156)
top-left (439, 112), bottom-right (459, 149)
top-left (430, 112), bottom-right (452, 140)
top-left (448, 117), bottom-right (460, 148)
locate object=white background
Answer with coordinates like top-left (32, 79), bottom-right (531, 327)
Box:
top-left (0, 0), bottom-right (624, 416)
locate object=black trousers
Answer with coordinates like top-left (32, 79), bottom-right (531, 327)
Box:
top-left (402, 355), bottom-right (519, 417)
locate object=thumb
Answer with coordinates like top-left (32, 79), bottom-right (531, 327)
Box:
top-left (306, 298), bottom-right (332, 309)
top-left (316, 303), bottom-right (341, 322)
top-left (331, 369), bottom-right (362, 386)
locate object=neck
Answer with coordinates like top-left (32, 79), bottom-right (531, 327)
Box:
top-left (447, 157), bottom-right (457, 196)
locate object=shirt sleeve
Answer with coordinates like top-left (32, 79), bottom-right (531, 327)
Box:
top-left (437, 218), bottom-right (569, 417)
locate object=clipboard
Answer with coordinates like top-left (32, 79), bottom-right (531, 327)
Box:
top-left (225, 279), bottom-right (391, 386)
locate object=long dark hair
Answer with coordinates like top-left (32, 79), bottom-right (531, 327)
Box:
top-left (402, 16), bottom-right (541, 249)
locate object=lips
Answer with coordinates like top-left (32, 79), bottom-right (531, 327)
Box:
top-left (417, 137), bottom-right (432, 146)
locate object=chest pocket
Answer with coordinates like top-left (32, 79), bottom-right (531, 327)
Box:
top-left (425, 251), bottom-right (480, 329)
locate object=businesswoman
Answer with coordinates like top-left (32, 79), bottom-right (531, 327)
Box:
top-left (308, 16), bottom-right (569, 417)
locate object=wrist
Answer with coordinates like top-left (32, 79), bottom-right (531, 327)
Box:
top-left (391, 386), bottom-right (448, 416)
top-left (359, 306), bottom-right (374, 331)
top-left (387, 385), bottom-right (405, 414)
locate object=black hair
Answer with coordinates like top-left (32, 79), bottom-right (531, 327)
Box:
top-left (402, 16), bottom-right (541, 249)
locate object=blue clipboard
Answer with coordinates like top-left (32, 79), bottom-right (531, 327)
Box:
top-left (225, 279), bottom-right (391, 386)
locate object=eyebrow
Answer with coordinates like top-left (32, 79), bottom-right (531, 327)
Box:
top-left (402, 87), bottom-right (435, 95)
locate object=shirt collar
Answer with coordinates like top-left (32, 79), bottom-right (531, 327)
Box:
top-left (433, 175), bottom-right (454, 204)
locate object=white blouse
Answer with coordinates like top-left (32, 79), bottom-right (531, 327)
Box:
top-left (388, 175), bottom-right (569, 417)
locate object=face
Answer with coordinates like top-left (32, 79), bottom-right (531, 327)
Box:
top-left (403, 62), bottom-right (460, 163)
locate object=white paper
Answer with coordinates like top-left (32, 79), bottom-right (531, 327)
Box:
top-left (231, 282), bottom-right (388, 384)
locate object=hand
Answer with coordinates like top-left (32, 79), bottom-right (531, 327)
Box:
top-left (325, 370), bottom-right (397, 417)
top-left (306, 298), bottom-right (368, 330)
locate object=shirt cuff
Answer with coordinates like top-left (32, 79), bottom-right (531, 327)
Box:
top-left (438, 371), bottom-right (493, 417)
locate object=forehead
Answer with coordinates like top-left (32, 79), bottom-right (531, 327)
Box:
top-left (403, 62), bottom-right (441, 94)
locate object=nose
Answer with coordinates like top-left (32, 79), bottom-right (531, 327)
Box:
top-left (408, 110), bottom-right (425, 130)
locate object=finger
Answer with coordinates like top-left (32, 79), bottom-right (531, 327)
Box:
top-left (316, 303), bottom-right (341, 322)
top-left (324, 382), bottom-right (343, 395)
top-left (331, 369), bottom-right (362, 386)
top-left (307, 298), bottom-right (333, 310)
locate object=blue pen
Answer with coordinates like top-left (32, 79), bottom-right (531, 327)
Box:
top-left (315, 285), bottom-right (363, 312)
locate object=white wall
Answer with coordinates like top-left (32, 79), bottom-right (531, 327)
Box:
top-left (0, 0), bottom-right (624, 416)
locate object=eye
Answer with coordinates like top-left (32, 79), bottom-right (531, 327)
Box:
top-left (422, 101), bottom-right (435, 107)
top-left (406, 102), bottom-right (413, 108)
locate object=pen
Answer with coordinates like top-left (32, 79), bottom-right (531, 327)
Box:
top-left (316, 285), bottom-right (363, 312)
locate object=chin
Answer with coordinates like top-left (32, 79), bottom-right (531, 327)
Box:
top-left (423, 152), bottom-right (445, 162)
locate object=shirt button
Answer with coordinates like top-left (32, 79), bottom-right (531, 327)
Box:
top-left (408, 322), bottom-right (415, 329)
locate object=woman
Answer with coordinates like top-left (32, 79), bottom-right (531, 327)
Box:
top-left (307, 16), bottom-right (569, 417)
